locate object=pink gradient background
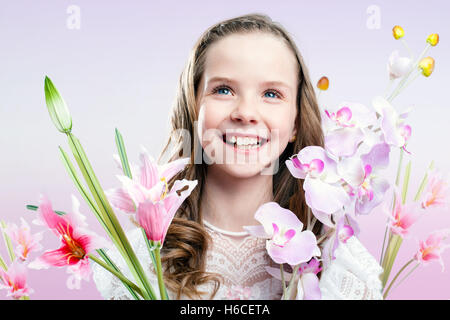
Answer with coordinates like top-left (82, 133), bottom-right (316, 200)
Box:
top-left (0, 0), bottom-right (449, 300)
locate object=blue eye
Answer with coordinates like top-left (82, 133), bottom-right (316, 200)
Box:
top-left (211, 85), bottom-right (282, 99)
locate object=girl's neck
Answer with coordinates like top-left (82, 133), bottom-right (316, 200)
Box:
top-left (201, 166), bottom-right (273, 232)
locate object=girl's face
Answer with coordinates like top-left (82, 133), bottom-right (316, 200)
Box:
top-left (196, 32), bottom-right (299, 179)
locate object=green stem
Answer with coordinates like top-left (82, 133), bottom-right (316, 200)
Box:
top-left (383, 258), bottom-right (414, 299)
top-left (280, 264), bottom-right (287, 297)
top-left (284, 264), bottom-right (301, 300)
top-left (0, 220), bottom-right (15, 263)
top-left (154, 248), bottom-right (168, 300)
top-left (0, 253), bottom-right (7, 271)
top-left (381, 234), bottom-right (403, 288)
top-left (402, 161), bottom-right (412, 204)
top-left (414, 160), bottom-right (435, 201)
top-left (88, 254), bottom-right (145, 299)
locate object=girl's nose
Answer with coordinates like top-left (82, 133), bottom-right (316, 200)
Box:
top-left (230, 98), bottom-right (259, 125)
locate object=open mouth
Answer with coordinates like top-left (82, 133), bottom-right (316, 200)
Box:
top-left (222, 134), bottom-right (269, 150)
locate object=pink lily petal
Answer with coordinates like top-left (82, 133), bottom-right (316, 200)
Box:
top-left (136, 200), bottom-right (168, 244)
top-left (159, 157), bottom-right (191, 182)
top-left (5, 218), bottom-right (43, 261)
top-left (139, 151), bottom-right (159, 189)
top-left (421, 170), bottom-right (449, 209)
top-left (106, 187), bottom-right (136, 213)
top-left (0, 261), bottom-right (33, 299)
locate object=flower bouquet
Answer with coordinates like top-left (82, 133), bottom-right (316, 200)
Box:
top-left (243, 26), bottom-right (448, 299)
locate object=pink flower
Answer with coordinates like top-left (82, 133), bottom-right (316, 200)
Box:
top-left (136, 179), bottom-right (198, 247)
top-left (28, 194), bottom-right (108, 282)
top-left (244, 202), bottom-right (321, 266)
top-left (5, 218), bottom-right (43, 261)
top-left (286, 146), bottom-right (350, 220)
top-left (421, 170), bottom-right (449, 209)
top-left (296, 258), bottom-right (322, 300)
top-left (226, 285), bottom-right (252, 300)
top-left (265, 258), bottom-right (322, 300)
top-left (323, 102), bottom-right (377, 157)
top-left (387, 192), bottom-right (421, 237)
top-left (107, 147), bottom-right (190, 214)
top-left (338, 143), bottom-right (391, 215)
top-left (414, 229), bottom-right (450, 271)
top-left (0, 261), bottom-right (33, 299)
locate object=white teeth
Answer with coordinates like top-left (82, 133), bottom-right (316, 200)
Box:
top-left (225, 135), bottom-right (266, 149)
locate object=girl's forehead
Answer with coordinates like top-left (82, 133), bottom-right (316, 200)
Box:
top-left (202, 32), bottom-right (299, 86)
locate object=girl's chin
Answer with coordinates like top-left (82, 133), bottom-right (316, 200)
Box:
top-left (209, 161), bottom-right (275, 179)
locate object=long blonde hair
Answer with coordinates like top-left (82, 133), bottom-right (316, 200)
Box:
top-left (158, 13), bottom-right (324, 299)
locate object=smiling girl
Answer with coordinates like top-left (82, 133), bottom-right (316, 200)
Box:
top-left (93, 13), bottom-right (383, 300)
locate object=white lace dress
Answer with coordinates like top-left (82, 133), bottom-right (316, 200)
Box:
top-left (92, 220), bottom-right (384, 300)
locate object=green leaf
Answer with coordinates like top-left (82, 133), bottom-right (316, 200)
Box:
top-left (26, 204), bottom-right (66, 216)
top-left (115, 128), bottom-right (133, 179)
top-left (402, 161), bottom-right (412, 204)
top-left (44, 76), bottom-right (72, 133)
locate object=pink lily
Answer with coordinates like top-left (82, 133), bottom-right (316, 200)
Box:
top-left (5, 218), bottom-right (43, 261)
top-left (286, 146), bottom-right (350, 222)
top-left (28, 194), bottom-right (108, 282)
top-left (387, 191), bottom-right (421, 237)
top-left (136, 179), bottom-right (198, 247)
top-left (421, 170), bottom-right (449, 209)
top-left (107, 147), bottom-right (190, 214)
top-left (0, 261), bottom-right (33, 299)
top-left (244, 202), bottom-right (321, 266)
top-left (414, 229), bottom-right (450, 271)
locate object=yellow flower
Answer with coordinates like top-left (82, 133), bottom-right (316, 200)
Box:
top-left (392, 26), bottom-right (404, 40)
top-left (418, 57), bottom-right (435, 77)
top-left (317, 76), bottom-right (329, 91)
top-left (426, 33), bottom-right (439, 46)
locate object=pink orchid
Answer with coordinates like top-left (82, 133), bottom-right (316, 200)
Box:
top-left (265, 258), bottom-right (322, 300)
top-left (414, 229), bottom-right (450, 271)
top-left (136, 179), bottom-right (198, 247)
top-left (226, 285), bottom-right (252, 300)
top-left (286, 146), bottom-right (350, 223)
top-left (107, 147), bottom-right (190, 214)
top-left (28, 194), bottom-right (108, 282)
top-left (296, 258), bottom-right (322, 300)
top-left (421, 170), bottom-right (449, 209)
top-left (323, 102), bottom-right (377, 157)
top-left (5, 218), bottom-right (43, 261)
top-left (244, 202), bottom-right (321, 266)
top-left (387, 191), bottom-right (421, 237)
top-left (0, 261), bottom-right (33, 299)
top-left (338, 143), bottom-right (391, 215)
top-left (372, 96), bottom-right (412, 152)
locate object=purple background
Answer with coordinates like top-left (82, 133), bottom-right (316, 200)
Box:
top-left (0, 0), bottom-right (449, 299)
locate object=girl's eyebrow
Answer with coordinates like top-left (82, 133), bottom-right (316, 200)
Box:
top-left (207, 76), bottom-right (292, 90)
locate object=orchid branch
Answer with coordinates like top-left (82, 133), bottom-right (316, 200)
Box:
top-left (383, 258), bottom-right (415, 299)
